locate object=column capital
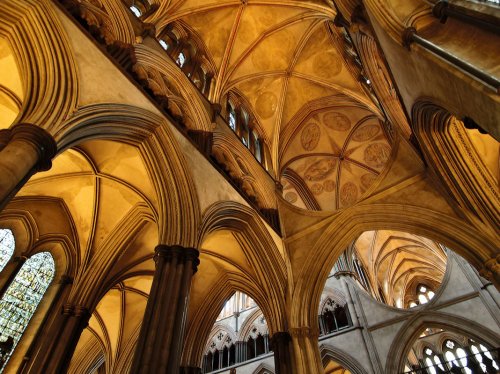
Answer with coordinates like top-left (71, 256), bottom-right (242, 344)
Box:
top-left (154, 244), bottom-right (200, 273)
top-left (10, 123), bottom-right (57, 171)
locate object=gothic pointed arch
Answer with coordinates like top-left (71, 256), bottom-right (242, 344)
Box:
top-left (56, 103), bottom-right (201, 248)
top-left (69, 275), bottom-right (150, 374)
top-left (412, 101), bottom-right (499, 239)
top-left (320, 344), bottom-right (368, 374)
top-left (291, 203), bottom-right (500, 331)
top-left (0, 0), bottom-right (78, 132)
top-left (252, 362), bottom-right (275, 374)
top-left (182, 274), bottom-right (277, 368)
top-left (385, 311), bottom-right (500, 374)
top-left (133, 43), bottom-right (213, 131)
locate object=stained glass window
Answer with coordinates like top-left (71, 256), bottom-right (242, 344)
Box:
top-left (159, 39), bottom-right (169, 50)
top-left (229, 109), bottom-right (237, 131)
top-left (0, 230), bottom-right (15, 273)
top-left (0, 252), bottom-right (55, 372)
top-left (130, 5), bottom-right (142, 17)
top-left (176, 52), bottom-right (186, 68)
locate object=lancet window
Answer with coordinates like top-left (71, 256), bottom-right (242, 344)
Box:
top-left (0, 251), bottom-right (55, 372)
top-left (405, 334), bottom-right (499, 373)
top-left (0, 230), bottom-right (14, 273)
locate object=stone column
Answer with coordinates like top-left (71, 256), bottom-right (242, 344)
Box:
top-left (19, 275), bottom-right (74, 373)
top-left (264, 334), bottom-right (269, 353)
top-left (23, 304), bottom-right (91, 374)
top-left (270, 332), bottom-right (294, 374)
top-left (218, 349), bottom-right (223, 369)
top-left (290, 327), bottom-right (323, 374)
top-left (0, 255), bottom-right (27, 298)
top-left (130, 245), bottom-right (200, 374)
top-left (0, 124), bottom-right (57, 211)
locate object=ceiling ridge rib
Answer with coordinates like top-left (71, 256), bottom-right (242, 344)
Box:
top-left (213, 4), bottom-right (245, 102)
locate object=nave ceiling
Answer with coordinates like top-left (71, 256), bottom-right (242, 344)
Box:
top-left (143, 0), bottom-right (394, 212)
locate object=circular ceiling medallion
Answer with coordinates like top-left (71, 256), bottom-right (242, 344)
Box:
top-left (364, 143), bottom-right (391, 169)
top-left (352, 124), bottom-right (380, 142)
top-left (304, 158), bottom-right (336, 181)
top-left (340, 182), bottom-right (358, 207)
top-left (284, 192), bottom-right (297, 203)
top-left (323, 112), bottom-right (351, 131)
top-left (255, 91), bottom-right (278, 119)
top-left (301, 123), bottom-right (321, 151)
top-left (360, 173), bottom-right (377, 190)
top-left (310, 183), bottom-right (324, 195)
top-left (313, 51), bottom-right (342, 78)
top-left (323, 179), bottom-right (336, 192)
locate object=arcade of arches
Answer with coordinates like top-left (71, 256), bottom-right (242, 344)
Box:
top-left (0, 0), bottom-right (498, 373)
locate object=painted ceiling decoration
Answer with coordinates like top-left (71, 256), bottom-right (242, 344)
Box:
top-left (141, 0), bottom-right (393, 211)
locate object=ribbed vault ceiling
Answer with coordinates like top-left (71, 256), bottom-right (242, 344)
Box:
top-left (355, 230), bottom-right (447, 307)
top-left (146, 0), bottom-right (393, 211)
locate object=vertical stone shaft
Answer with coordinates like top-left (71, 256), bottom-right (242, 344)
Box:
top-left (19, 275), bottom-right (73, 373)
top-left (271, 332), bottom-right (294, 374)
top-left (44, 305), bottom-right (91, 374)
top-left (130, 245), bottom-right (199, 374)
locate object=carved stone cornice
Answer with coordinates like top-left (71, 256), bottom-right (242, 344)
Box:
top-left (10, 123), bottom-right (57, 172)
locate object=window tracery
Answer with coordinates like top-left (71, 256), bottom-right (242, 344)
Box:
top-left (0, 230), bottom-right (14, 273)
top-left (319, 298), bottom-right (351, 336)
top-left (409, 284), bottom-right (435, 308)
top-left (0, 251), bottom-right (55, 371)
top-left (405, 332), bottom-right (499, 374)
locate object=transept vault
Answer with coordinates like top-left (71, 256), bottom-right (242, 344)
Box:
top-left (0, 0), bottom-right (498, 373)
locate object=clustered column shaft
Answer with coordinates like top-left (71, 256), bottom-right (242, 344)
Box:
top-left (131, 245), bottom-right (200, 374)
top-left (271, 332), bottom-right (294, 374)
